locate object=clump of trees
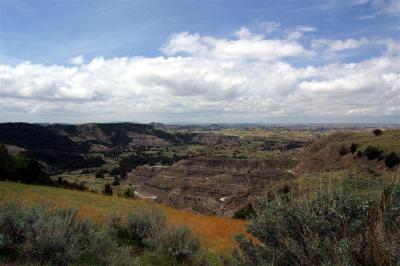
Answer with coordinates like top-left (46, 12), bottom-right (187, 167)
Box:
top-left (56, 177), bottom-right (86, 191)
top-left (364, 145), bottom-right (384, 160)
top-left (373, 129), bottom-right (383, 136)
top-left (385, 152), bottom-right (400, 168)
top-left (103, 184), bottom-right (113, 195)
top-left (343, 143), bottom-right (400, 169)
top-left (232, 185), bottom-right (400, 266)
top-left (338, 145), bottom-right (349, 155)
top-left (117, 186), bottom-right (136, 199)
top-left (95, 171), bottom-right (104, 179)
top-left (0, 144), bottom-right (52, 185)
top-left (350, 143), bottom-right (358, 153)
top-left (118, 150), bottom-right (180, 173)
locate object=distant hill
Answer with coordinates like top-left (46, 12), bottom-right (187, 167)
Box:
top-left (0, 122), bottom-right (190, 172)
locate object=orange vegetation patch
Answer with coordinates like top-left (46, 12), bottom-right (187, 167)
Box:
top-left (0, 182), bottom-right (248, 253)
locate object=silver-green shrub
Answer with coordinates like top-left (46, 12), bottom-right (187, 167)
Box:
top-left (232, 185), bottom-right (400, 266)
top-left (0, 203), bottom-right (130, 266)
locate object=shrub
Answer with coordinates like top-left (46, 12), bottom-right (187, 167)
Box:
top-left (233, 203), bottom-right (256, 220)
top-left (55, 177), bottom-right (86, 191)
top-left (0, 203), bottom-right (128, 265)
top-left (110, 167), bottom-right (121, 176)
top-left (232, 185), bottom-right (400, 266)
top-left (95, 172), bottom-right (104, 179)
top-left (364, 146), bottom-right (383, 160)
top-left (126, 208), bottom-right (166, 247)
top-left (103, 184), bottom-right (113, 195)
top-left (339, 146), bottom-right (349, 156)
top-left (118, 186), bottom-right (136, 199)
top-left (150, 226), bottom-right (202, 264)
top-left (112, 176), bottom-right (120, 186)
top-left (111, 208), bottom-right (204, 264)
top-left (111, 207), bottom-right (166, 248)
top-left (350, 143), bottom-right (358, 153)
top-left (373, 129), bottom-right (383, 136)
top-left (385, 152), bottom-right (400, 169)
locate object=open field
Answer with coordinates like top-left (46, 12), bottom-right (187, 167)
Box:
top-left (0, 181), bottom-right (248, 254)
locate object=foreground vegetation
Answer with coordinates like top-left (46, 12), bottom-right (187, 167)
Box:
top-left (1, 182), bottom-right (399, 265)
top-left (0, 202), bottom-right (210, 265)
top-left (0, 182), bottom-right (247, 254)
top-left (233, 184), bottom-right (400, 266)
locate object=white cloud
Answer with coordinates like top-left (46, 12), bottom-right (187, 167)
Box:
top-left (311, 38), bottom-right (369, 52)
top-left (68, 55), bottom-right (85, 65)
top-left (161, 28), bottom-right (312, 61)
top-left (287, 25), bottom-right (316, 40)
top-left (0, 28), bottom-right (399, 123)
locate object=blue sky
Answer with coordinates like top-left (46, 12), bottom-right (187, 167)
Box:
top-left (1, 0), bottom-right (398, 64)
top-left (0, 0), bottom-right (399, 123)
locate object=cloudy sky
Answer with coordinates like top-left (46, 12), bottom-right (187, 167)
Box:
top-left (0, 0), bottom-right (399, 124)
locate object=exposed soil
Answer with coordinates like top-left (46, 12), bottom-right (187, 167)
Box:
top-left (124, 156), bottom-right (295, 216)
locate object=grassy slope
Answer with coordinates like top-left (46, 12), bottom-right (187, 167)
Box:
top-left (0, 182), bottom-right (247, 254)
top-left (275, 129), bottom-right (400, 198)
top-left (342, 129), bottom-right (400, 154)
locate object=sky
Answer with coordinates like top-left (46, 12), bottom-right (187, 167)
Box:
top-left (0, 0), bottom-right (399, 124)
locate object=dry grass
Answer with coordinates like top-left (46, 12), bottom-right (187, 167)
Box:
top-left (0, 181), bottom-right (247, 253)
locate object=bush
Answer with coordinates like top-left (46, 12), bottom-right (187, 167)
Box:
top-left (364, 146), bottom-right (383, 160)
top-left (118, 186), bottom-right (136, 199)
top-left (350, 143), bottom-right (358, 153)
top-left (110, 167), bottom-right (121, 176)
top-left (56, 177), bottom-right (86, 191)
top-left (232, 185), bottom-right (400, 266)
top-left (373, 129), bottom-right (383, 136)
top-left (95, 172), bottom-right (104, 179)
top-left (0, 203), bottom-right (128, 265)
top-left (385, 152), bottom-right (400, 168)
top-left (150, 226), bottom-right (202, 264)
top-left (103, 184), bottom-right (113, 195)
top-left (233, 203), bottom-right (256, 220)
top-left (126, 208), bottom-right (166, 247)
top-left (111, 208), bottom-right (204, 264)
top-left (112, 176), bottom-right (120, 186)
top-left (339, 146), bottom-right (349, 156)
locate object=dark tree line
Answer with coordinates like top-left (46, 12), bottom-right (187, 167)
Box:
top-left (0, 144), bottom-right (52, 185)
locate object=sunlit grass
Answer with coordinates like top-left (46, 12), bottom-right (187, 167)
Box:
top-left (0, 181), bottom-right (247, 253)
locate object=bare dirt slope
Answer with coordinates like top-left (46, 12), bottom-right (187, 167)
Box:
top-left (125, 156), bottom-right (295, 216)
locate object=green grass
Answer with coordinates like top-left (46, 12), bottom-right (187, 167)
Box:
top-left (265, 165), bottom-right (400, 201)
top-left (339, 129), bottom-right (400, 155)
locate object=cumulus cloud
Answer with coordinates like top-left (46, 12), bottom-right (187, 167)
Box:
top-left (0, 28), bottom-right (399, 123)
top-left (161, 28), bottom-right (313, 61)
top-left (68, 55), bottom-right (85, 65)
